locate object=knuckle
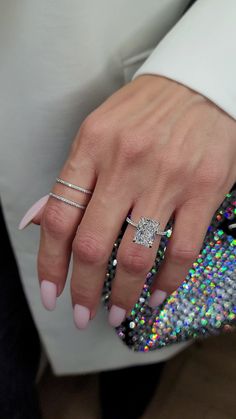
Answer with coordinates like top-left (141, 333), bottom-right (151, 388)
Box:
top-left (71, 283), bottom-right (94, 307)
top-left (80, 112), bottom-right (108, 140)
top-left (168, 245), bottom-right (199, 265)
top-left (158, 149), bottom-right (185, 179)
top-left (118, 132), bottom-right (149, 161)
top-left (38, 258), bottom-right (64, 284)
top-left (119, 248), bottom-right (151, 275)
top-left (196, 161), bottom-right (223, 190)
top-left (42, 204), bottom-right (69, 237)
top-left (72, 234), bottom-right (108, 265)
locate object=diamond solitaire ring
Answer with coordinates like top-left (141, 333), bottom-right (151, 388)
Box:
top-left (126, 216), bottom-right (172, 248)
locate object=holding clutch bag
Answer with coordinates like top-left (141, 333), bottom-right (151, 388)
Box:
top-left (104, 185), bottom-right (236, 351)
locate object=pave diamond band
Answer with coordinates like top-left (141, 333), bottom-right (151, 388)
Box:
top-left (49, 192), bottom-right (87, 210)
top-left (126, 216), bottom-right (171, 248)
top-left (56, 177), bottom-right (93, 195)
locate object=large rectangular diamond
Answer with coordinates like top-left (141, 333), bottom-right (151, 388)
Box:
top-left (133, 217), bottom-right (160, 248)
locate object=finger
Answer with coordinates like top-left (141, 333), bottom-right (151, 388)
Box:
top-left (70, 175), bottom-right (132, 329)
top-left (108, 198), bottom-right (174, 326)
top-left (149, 200), bottom-right (219, 308)
top-left (38, 160), bottom-right (96, 311)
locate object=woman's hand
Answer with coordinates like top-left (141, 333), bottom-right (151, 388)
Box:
top-left (19, 75), bottom-right (236, 329)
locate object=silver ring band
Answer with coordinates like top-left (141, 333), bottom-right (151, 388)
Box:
top-left (125, 217), bottom-right (138, 228)
top-left (56, 177), bottom-right (93, 195)
top-left (49, 192), bottom-right (87, 210)
top-left (126, 217), bottom-right (170, 236)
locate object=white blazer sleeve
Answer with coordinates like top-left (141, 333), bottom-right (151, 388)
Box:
top-left (132, 0), bottom-right (236, 120)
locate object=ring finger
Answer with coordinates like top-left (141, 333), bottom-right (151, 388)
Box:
top-left (109, 197), bottom-right (174, 326)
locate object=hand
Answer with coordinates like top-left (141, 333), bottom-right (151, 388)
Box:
top-left (19, 75), bottom-right (236, 329)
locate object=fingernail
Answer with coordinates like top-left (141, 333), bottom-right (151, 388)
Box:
top-left (18, 195), bottom-right (49, 230)
top-left (74, 304), bottom-right (90, 330)
top-left (149, 290), bottom-right (167, 308)
top-left (40, 280), bottom-right (57, 311)
top-left (108, 305), bottom-right (126, 327)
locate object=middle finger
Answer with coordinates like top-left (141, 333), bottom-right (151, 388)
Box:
top-left (71, 175), bottom-right (133, 329)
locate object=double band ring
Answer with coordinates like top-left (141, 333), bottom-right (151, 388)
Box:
top-left (126, 216), bottom-right (172, 248)
top-left (50, 177), bottom-right (93, 210)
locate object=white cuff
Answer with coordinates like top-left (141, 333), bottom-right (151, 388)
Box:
top-left (132, 0), bottom-right (236, 120)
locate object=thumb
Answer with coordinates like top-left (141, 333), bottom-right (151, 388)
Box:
top-left (18, 195), bottom-right (49, 230)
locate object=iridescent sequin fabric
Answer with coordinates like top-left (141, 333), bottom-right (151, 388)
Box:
top-left (103, 187), bottom-right (236, 351)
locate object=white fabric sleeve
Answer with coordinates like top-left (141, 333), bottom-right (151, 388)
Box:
top-left (132, 0), bottom-right (236, 120)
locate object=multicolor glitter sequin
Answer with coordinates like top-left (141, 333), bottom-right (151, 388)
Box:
top-left (103, 187), bottom-right (236, 351)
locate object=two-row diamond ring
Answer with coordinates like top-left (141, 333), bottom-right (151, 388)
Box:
top-left (49, 177), bottom-right (93, 210)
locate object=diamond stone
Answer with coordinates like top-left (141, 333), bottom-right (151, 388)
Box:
top-left (133, 217), bottom-right (160, 248)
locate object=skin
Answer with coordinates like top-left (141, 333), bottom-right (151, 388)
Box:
top-left (35, 74), bottom-right (236, 321)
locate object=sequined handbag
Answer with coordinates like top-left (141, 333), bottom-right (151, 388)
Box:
top-left (103, 185), bottom-right (236, 352)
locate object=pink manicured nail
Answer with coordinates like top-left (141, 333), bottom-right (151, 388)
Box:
top-left (74, 305), bottom-right (90, 330)
top-left (40, 280), bottom-right (57, 311)
top-left (108, 305), bottom-right (126, 327)
top-left (149, 290), bottom-right (167, 308)
top-left (18, 195), bottom-right (49, 230)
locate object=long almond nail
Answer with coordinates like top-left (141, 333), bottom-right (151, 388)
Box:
top-left (40, 280), bottom-right (57, 311)
top-left (149, 290), bottom-right (167, 308)
top-left (108, 305), bottom-right (126, 327)
top-left (74, 305), bottom-right (90, 330)
top-left (18, 195), bottom-right (49, 230)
